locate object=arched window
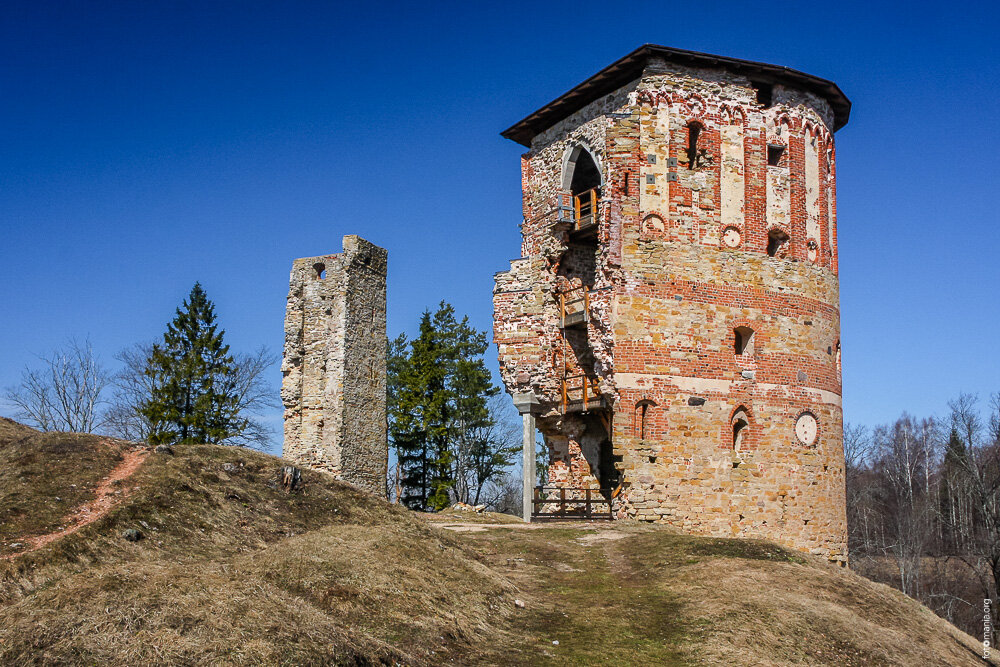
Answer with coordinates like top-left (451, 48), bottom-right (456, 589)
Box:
top-left (734, 326), bottom-right (755, 356)
top-left (564, 146), bottom-right (602, 197)
top-left (635, 399), bottom-right (656, 440)
top-left (313, 262), bottom-right (326, 280)
top-left (731, 407), bottom-right (750, 452)
top-left (767, 229), bottom-right (790, 258)
top-left (563, 146), bottom-right (602, 230)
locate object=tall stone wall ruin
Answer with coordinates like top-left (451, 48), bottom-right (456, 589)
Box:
top-left (281, 235), bottom-right (388, 496)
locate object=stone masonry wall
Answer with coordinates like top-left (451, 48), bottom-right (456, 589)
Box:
top-left (282, 235), bottom-right (388, 496)
top-left (494, 56), bottom-right (847, 562)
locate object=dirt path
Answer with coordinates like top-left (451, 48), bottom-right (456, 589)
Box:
top-left (2, 447), bottom-right (149, 560)
top-left (433, 520), bottom-right (613, 531)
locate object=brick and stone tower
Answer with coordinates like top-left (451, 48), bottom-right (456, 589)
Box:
top-left (282, 235), bottom-right (388, 497)
top-left (493, 45), bottom-right (850, 562)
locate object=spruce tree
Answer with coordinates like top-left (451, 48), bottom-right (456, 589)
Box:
top-left (387, 302), bottom-right (503, 511)
top-left (142, 283), bottom-right (244, 445)
top-left (435, 304), bottom-right (502, 506)
top-left (389, 313), bottom-right (448, 510)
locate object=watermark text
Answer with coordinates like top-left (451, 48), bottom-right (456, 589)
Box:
top-left (985, 598), bottom-right (993, 660)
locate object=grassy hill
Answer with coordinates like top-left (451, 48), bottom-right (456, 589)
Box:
top-left (0, 421), bottom-right (993, 666)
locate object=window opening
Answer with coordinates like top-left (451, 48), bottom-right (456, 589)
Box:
top-left (568, 148), bottom-right (601, 197)
top-left (836, 340), bottom-right (842, 383)
top-left (635, 400), bottom-right (655, 440)
top-left (686, 123), bottom-right (701, 169)
top-left (734, 326), bottom-right (755, 356)
top-left (313, 263), bottom-right (326, 280)
top-left (767, 144), bottom-right (785, 167)
top-left (732, 409), bottom-right (749, 452)
top-left (752, 82), bottom-right (773, 108)
top-left (566, 147), bottom-right (602, 231)
top-left (767, 229), bottom-right (790, 257)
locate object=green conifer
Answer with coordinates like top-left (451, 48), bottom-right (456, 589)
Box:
top-left (388, 302), bottom-right (503, 511)
top-left (142, 283), bottom-right (244, 445)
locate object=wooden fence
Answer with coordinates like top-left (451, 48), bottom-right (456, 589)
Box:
top-left (532, 486), bottom-right (614, 521)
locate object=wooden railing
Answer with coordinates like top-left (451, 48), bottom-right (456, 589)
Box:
top-left (532, 486), bottom-right (613, 520)
top-left (529, 189), bottom-right (600, 233)
top-left (562, 372), bottom-right (602, 413)
top-left (559, 285), bottom-right (590, 328)
top-left (571, 187), bottom-right (600, 231)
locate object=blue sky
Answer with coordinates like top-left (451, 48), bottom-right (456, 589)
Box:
top-left (1, 1), bottom-right (997, 454)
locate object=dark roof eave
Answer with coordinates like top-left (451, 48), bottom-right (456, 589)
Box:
top-left (501, 44), bottom-right (851, 148)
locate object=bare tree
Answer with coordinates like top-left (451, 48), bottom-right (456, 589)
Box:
top-left (845, 423), bottom-right (879, 559)
top-left (452, 395), bottom-right (520, 506)
top-left (4, 339), bottom-right (109, 433)
top-left (225, 346), bottom-right (281, 449)
top-left (105, 343), bottom-right (279, 449)
top-left (846, 395), bottom-right (1000, 642)
top-left (484, 471), bottom-right (523, 517)
top-left (103, 343), bottom-right (157, 441)
top-left (873, 416), bottom-right (937, 597)
top-left (949, 393), bottom-right (1000, 645)
top-left (844, 422), bottom-right (872, 472)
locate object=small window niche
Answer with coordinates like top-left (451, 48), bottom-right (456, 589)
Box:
top-left (836, 340), bottom-right (842, 383)
top-left (686, 122), bottom-right (702, 170)
top-left (767, 144), bottom-right (785, 167)
top-left (734, 326), bottom-right (755, 357)
top-left (732, 408), bottom-right (750, 452)
top-left (313, 262), bottom-right (327, 280)
top-left (766, 229), bottom-right (790, 258)
top-left (635, 399), bottom-right (656, 440)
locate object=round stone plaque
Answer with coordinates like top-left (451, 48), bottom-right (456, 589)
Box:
top-left (795, 412), bottom-right (818, 446)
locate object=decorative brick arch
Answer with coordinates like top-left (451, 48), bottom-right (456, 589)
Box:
top-left (719, 103), bottom-right (746, 126)
top-left (641, 212), bottom-right (667, 238)
top-left (803, 118), bottom-right (833, 147)
top-left (730, 317), bottom-right (765, 359)
top-left (775, 112), bottom-right (800, 131)
top-left (683, 92), bottom-right (708, 117)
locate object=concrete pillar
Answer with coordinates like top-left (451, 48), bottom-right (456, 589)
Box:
top-left (521, 411), bottom-right (536, 522)
top-left (512, 392), bottom-right (540, 523)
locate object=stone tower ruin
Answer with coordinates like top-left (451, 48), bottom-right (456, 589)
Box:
top-left (494, 45), bottom-right (849, 562)
top-left (282, 235), bottom-right (388, 496)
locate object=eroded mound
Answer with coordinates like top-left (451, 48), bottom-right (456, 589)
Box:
top-left (0, 422), bottom-right (136, 548)
top-left (0, 436), bottom-right (515, 665)
top-left (0, 425), bottom-right (993, 666)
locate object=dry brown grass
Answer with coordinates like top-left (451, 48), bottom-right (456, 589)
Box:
top-left (853, 553), bottom-right (991, 641)
top-left (0, 430), bottom-right (516, 665)
top-left (0, 423), bottom-right (993, 665)
top-left (0, 421), bottom-right (134, 547)
top-left (450, 524), bottom-right (996, 666)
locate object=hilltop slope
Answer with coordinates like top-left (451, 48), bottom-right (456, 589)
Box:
top-left (0, 422), bottom-right (993, 666)
top-left (0, 423), bottom-right (514, 664)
